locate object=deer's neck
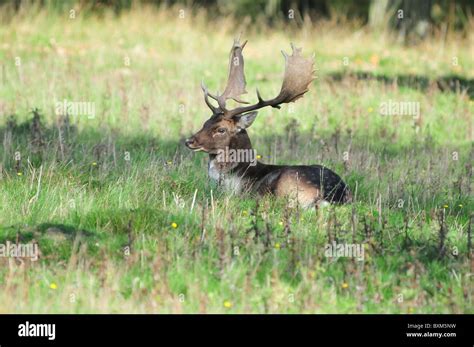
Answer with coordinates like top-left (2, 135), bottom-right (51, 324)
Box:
top-left (208, 130), bottom-right (279, 190)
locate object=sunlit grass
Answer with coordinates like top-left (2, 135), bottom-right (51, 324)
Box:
top-left (0, 6), bottom-right (472, 313)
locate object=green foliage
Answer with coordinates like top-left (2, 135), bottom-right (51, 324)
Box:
top-left (0, 7), bottom-right (472, 313)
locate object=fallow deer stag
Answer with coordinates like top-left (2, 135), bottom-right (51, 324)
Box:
top-left (185, 38), bottom-right (351, 207)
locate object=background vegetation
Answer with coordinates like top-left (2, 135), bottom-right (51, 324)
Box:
top-left (0, 2), bottom-right (472, 313)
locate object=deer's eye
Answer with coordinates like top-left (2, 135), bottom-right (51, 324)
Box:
top-left (216, 128), bottom-right (227, 134)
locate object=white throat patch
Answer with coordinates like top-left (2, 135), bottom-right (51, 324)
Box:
top-left (208, 159), bottom-right (243, 194)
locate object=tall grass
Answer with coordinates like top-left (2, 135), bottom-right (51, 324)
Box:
top-left (0, 6), bottom-right (472, 313)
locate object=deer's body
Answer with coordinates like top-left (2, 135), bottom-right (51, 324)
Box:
top-left (205, 129), bottom-right (351, 207)
top-left (186, 38), bottom-right (351, 208)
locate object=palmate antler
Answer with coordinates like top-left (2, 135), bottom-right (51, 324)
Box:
top-left (201, 38), bottom-right (315, 118)
top-left (201, 37), bottom-right (249, 114)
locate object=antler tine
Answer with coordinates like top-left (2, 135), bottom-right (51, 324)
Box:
top-left (201, 81), bottom-right (220, 115)
top-left (255, 88), bottom-right (280, 109)
top-left (206, 90), bottom-right (220, 102)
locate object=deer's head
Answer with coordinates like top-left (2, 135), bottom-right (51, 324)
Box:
top-left (185, 38), bottom-right (314, 154)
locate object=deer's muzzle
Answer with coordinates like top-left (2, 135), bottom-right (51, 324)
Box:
top-left (185, 137), bottom-right (204, 151)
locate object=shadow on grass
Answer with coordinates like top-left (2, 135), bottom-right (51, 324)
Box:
top-left (0, 223), bottom-right (96, 243)
top-left (0, 110), bottom-right (471, 206)
top-left (37, 223), bottom-right (95, 239)
top-left (327, 72), bottom-right (473, 99)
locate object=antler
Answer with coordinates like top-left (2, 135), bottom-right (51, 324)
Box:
top-left (202, 37), bottom-right (249, 114)
top-left (202, 40), bottom-right (314, 118)
top-left (219, 37), bottom-right (248, 106)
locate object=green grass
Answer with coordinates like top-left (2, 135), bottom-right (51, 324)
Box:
top-left (0, 6), bottom-right (472, 313)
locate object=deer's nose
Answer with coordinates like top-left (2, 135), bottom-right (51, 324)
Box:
top-left (185, 138), bottom-right (195, 148)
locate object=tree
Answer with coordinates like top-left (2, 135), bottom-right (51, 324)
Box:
top-left (369, 0), bottom-right (433, 44)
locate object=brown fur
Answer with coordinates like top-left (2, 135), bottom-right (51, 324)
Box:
top-left (185, 39), bottom-right (346, 207)
top-left (186, 119), bottom-right (352, 206)
top-left (274, 170), bottom-right (322, 208)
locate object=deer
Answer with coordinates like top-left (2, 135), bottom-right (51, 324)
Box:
top-left (185, 38), bottom-right (352, 208)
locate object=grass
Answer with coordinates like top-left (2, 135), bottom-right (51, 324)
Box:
top-left (0, 6), bottom-right (472, 313)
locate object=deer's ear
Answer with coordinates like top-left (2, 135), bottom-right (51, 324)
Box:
top-left (234, 111), bottom-right (258, 130)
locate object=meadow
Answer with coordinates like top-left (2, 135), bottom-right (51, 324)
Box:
top-left (0, 5), bottom-right (472, 313)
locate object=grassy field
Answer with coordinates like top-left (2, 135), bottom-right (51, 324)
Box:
top-left (0, 6), bottom-right (473, 313)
